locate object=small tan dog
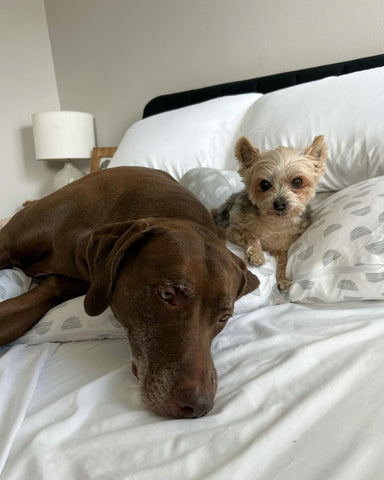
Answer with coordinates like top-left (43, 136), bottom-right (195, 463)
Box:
top-left (212, 135), bottom-right (327, 291)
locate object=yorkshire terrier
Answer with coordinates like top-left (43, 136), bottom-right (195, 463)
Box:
top-left (212, 135), bottom-right (327, 291)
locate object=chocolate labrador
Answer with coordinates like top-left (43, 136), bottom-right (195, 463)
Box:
top-left (0, 166), bottom-right (259, 418)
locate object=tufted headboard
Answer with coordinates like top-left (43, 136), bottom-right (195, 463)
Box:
top-left (143, 53), bottom-right (384, 118)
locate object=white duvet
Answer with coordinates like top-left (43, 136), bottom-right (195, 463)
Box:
top-left (2, 298), bottom-right (384, 479)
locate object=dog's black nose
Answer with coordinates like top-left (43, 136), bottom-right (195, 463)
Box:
top-left (273, 197), bottom-right (288, 212)
top-left (175, 388), bottom-right (214, 418)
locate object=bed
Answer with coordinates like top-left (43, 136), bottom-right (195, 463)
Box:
top-left (2, 53), bottom-right (384, 479)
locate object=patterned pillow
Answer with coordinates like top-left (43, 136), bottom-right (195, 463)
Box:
top-left (287, 176), bottom-right (384, 303)
top-left (0, 268), bottom-right (34, 301)
top-left (10, 251), bottom-right (275, 345)
top-left (179, 167), bottom-right (243, 209)
top-left (15, 295), bottom-right (127, 345)
top-left (15, 248), bottom-right (277, 345)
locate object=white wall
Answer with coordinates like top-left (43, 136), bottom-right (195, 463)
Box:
top-left (45, 0), bottom-right (384, 147)
top-left (0, 0), bottom-right (61, 218)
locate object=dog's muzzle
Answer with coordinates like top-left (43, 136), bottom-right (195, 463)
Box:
top-left (132, 360), bottom-right (216, 418)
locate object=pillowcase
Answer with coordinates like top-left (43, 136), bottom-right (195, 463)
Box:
top-left (179, 167), bottom-right (243, 209)
top-left (108, 93), bottom-right (262, 179)
top-left (0, 268), bottom-right (118, 345)
top-left (240, 67), bottom-right (384, 192)
top-left (15, 296), bottom-right (126, 345)
top-left (6, 246), bottom-right (274, 345)
top-left (15, 251), bottom-right (276, 345)
top-left (287, 175), bottom-right (384, 303)
top-left (0, 268), bottom-right (34, 301)
top-left (0, 268), bottom-right (126, 345)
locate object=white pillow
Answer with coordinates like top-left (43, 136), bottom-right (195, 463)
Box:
top-left (287, 176), bottom-right (384, 303)
top-left (109, 93), bottom-right (262, 179)
top-left (240, 67), bottom-right (384, 192)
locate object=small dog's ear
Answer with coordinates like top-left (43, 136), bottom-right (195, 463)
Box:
top-left (304, 135), bottom-right (328, 175)
top-left (235, 137), bottom-right (262, 169)
top-left (304, 135), bottom-right (327, 161)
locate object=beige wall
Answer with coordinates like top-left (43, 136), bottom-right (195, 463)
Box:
top-left (0, 0), bottom-right (61, 217)
top-left (45, 0), bottom-right (384, 147)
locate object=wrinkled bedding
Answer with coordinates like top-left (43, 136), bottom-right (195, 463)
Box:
top-left (2, 299), bottom-right (384, 479)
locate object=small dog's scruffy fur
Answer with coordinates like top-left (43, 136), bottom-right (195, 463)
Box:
top-left (212, 135), bottom-right (327, 291)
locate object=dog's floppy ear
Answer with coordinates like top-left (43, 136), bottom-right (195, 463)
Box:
top-left (235, 136), bottom-right (262, 170)
top-left (304, 135), bottom-right (328, 177)
top-left (84, 219), bottom-right (154, 316)
top-left (230, 251), bottom-right (260, 298)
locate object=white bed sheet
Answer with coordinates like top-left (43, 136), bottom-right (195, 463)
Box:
top-left (2, 300), bottom-right (384, 479)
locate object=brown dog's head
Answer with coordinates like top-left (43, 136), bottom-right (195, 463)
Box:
top-left (84, 218), bottom-right (259, 418)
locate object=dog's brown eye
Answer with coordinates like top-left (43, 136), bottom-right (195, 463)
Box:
top-left (158, 289), bottom-right (174, 303)
top-left (260, 180), bottom-right (272, 191)
top-left (219, 314), bottom-right (231, 323)
top-left (292, 177), bottom-right (303, 189)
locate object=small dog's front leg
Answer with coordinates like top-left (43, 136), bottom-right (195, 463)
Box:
top-left (246, 238), bottom-right (265, 266)
top-left (270, 250), bottom-right (291, 292)
top-left (227, 227), bottom-right (265, 266)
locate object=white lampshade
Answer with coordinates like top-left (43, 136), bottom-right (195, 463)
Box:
top-left (32, 111), bottom-right (95, 160)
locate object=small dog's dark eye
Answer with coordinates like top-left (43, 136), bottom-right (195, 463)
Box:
top-left (291, 177), bottom-right (303, 189)
top-left (219, 314), bottom-right (231, 323)
top-left (158, 289), bottom-right (174, 303)
top-left (260, 180), bottom-right (272, 191)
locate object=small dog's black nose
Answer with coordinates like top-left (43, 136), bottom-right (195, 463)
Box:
top-left (273, 197), bottom-right (288, 212)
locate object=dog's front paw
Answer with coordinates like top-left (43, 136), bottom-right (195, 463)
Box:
top-left (277, 275), bottom-right (291, 292)
top-left (246, 246), bottom-right (265, 266)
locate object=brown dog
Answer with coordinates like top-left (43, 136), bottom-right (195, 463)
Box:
top-left (0, 166), bottom-right (259, 418)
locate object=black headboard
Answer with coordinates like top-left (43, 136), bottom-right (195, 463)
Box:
top-left (143, 53), bottom-right (384, 118)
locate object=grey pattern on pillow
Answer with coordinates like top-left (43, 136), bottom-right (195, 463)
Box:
top-left (180, 168), bottom-right (243, 209)
top-left (288, 175), bottom-right (384, 303)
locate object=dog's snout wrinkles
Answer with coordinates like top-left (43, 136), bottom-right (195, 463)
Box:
top-left (273, 197), bottom-right (287, 212)
top-left (175, 388), bottom-right (214, 418)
